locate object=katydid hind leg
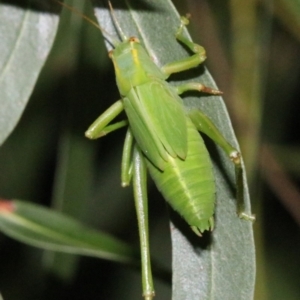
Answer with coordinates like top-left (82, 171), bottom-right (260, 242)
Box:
top-left (132, 147), bottom-right (155, 300)
top-left (188, 110), bottom-right (255, 221)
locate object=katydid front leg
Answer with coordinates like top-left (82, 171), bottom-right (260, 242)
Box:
top-left (161, 16), bottom-right (206, 76)
top-left (161, 16), bottom-right (222, 95)
top-left (85, 100), bottom-right (128, 138)
top-left (188, 110), bottom-right (255, 221)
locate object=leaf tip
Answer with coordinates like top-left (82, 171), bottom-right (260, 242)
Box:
top-left (0, 199), bottom-right (15, 213)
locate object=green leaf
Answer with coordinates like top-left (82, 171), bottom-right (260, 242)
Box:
top-left (275, 0), bottom-right (300, 42)
top-left (43, 129), bottom-right (97, 280)
top-left (0, 199), bottom-right (138, 264)
top-left (93, 0), bottom-right (255, 299)
top-left (0, 1), bottom-right (59, 145)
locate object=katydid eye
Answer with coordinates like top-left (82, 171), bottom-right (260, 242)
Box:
top-left (129, 37), bottom-right (140, 43)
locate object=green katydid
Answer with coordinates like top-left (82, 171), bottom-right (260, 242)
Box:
top-left (57, 1), bottom-right (254, 299)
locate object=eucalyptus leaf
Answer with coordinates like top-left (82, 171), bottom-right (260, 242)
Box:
top-left (0, 1), bottom-right (59, 145)
top-left (0, 199), bottom-right (138, 264)
top-left (93, 0), bottom-right (255, 299)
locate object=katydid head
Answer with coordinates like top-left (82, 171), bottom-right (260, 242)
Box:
top-left (108, 36), bottom-right (140, 58)
top-left (106, 3), bottom-right (143, 61)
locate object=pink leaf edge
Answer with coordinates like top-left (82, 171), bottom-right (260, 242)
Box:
top-left (0, 200), bottom-right (15, 213)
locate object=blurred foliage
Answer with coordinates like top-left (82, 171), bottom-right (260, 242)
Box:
top-left (0, 0), bottom-right (300, 299)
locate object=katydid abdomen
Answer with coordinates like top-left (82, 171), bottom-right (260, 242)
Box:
top-left (146, 118), bottom-right (216, 234)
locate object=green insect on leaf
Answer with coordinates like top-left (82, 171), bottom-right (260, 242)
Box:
top-left (56, 0), bottom-right (256, 299)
